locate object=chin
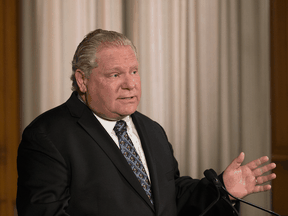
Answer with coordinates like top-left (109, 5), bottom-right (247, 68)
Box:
top-left (118, 108), bottom-right (137, 117)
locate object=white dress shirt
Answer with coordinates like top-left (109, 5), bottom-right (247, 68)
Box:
top-left (94, 114), bottom-right (151, 180)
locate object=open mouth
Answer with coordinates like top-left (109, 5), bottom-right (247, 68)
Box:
top-left (120, 96), bottom-right (134, 100)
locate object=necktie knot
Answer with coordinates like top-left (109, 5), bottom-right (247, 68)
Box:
top-left (113, 120), bottom-right (127, 136)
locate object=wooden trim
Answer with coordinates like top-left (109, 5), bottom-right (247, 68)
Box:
top-left (272, 155), bottom-right (288, 161)
top-left (0, 0), bottom-right (20, 215)
top-left (270, 0), bottom-right (288, 215)
top-left (270, 0), bottom-right (288, 155)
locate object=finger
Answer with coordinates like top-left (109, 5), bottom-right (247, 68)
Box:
top-left (253, 184), bottom-right (272, 193)
top-left (253, 163), bottom-right (276, 176)
top-left (228, 152), bottom-right (245, 170)
top-left (246, 156), bottom-right (269, 170)
top-left (256, 173), bottom-right (276, 184)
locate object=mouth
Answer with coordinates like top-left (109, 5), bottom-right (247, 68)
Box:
top-left (118, 96), bottom-right (138, 103)
top-left (119, 96), bottom-right (135, 100)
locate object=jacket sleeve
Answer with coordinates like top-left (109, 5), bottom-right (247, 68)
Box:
top-left (175, 172), bottom-right (238, 216)
top-left (16, 126), bottom-right (71, 216)
top-left (163, 139), bottom-right (237, 216)
top-left (153, 121), bottom-right (237, 216)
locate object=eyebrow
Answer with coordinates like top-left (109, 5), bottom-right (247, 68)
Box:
top-left (109, 65), bottom-right (138, 71)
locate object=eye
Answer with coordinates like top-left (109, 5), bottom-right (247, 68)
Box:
top-left (111, 73), bottom-right (119, 78)
top-left (132, 71), bottom-right (137, 75)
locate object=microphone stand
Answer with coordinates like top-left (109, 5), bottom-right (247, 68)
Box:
top-left (202, 169), bottom-right (281, 216)
top-left (221, 186), bottom-right (281, 216)
top-left (198, 176), bottom-right (221, 216)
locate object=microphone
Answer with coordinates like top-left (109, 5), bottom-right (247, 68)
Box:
top-left (203, 169), bottom-right (281, 216)
top-left (204, 169), bottom-right (223, 189)
top-left (200, 169), bottom-right (239, 216)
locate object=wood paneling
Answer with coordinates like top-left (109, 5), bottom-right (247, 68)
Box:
top-left (270, 0), bottom-right (288, 215)
top-left (0, 0), bottom-right (20, 215)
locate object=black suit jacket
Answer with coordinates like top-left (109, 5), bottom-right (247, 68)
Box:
top-left (17, 92), bottom-right (236, 216)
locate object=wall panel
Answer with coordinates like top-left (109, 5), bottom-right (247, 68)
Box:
top-left (0, 0), bottom-right (20, 215)
top-left (270, 0), bottom-right (288, 215)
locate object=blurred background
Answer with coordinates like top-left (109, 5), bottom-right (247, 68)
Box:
top-left (0, 0), bottom-right (287, 215)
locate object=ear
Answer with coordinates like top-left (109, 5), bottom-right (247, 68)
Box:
top-left (75, 69), bottom-right (88, 93)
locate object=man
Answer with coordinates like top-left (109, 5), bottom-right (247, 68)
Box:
top-left (17, 29), bottom-right (276, 216)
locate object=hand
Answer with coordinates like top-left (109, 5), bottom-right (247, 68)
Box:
top-left (223, 152), bottom-right (276, 199)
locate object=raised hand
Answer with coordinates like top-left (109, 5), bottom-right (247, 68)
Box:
top-left (223, 152), bottom-right (276, 199)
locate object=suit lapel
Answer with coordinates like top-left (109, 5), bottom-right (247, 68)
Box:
top-left (131, 112), bottom-right (161, 212)
top-left (66, 93), bottom-right (154, 211)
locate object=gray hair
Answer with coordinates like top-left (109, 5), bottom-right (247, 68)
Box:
top-left (71, 29), bottom-right (137, 91)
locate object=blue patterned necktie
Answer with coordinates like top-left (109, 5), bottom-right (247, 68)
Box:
top-left (113, 120), bottom-right (153, 204)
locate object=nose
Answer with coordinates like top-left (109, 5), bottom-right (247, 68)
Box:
top-left (122, 74), bottom-right (136, 90)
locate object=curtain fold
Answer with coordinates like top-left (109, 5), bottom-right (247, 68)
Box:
top-left (20, 0), bottom-right (271, 215)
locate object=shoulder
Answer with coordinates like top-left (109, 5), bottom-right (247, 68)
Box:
top-left (23, 92), bottom-right (86, 134)
top-left (22, 93), bottom-right (87, 143)
top-left (132, 111), bottom-right (168, 139)
top-left (132, 111), bottom-right (164, 129)
top-left (24, 103), bottom-right (70, 132)
top-left (19, 93), bottom-right (89, 163)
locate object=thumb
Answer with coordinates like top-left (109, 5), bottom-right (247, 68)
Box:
top-left (228, 152), bottom-right (245, 170)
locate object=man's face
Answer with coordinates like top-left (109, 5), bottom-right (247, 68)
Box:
top-left (77, 45), bottom-right (141, 120)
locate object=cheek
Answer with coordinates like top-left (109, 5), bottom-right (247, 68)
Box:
top-left (98, 86), bottom-right (118, 104)
top-left (137, 79), bottom-right (142, 96)
top-left (88, 80), bottom-right (112, 99)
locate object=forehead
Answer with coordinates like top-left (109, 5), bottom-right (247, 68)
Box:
top-left (95, 45), bottom-right (138, 68)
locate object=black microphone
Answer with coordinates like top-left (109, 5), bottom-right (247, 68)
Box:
top-left (204, 169), bottom-right (281, 216)
top-left (200, 169), bottom-right (239, 216)
top-left (199, 169), bottom-right (221, 216)
top-left (204, 169), bottom-right (223, 189)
